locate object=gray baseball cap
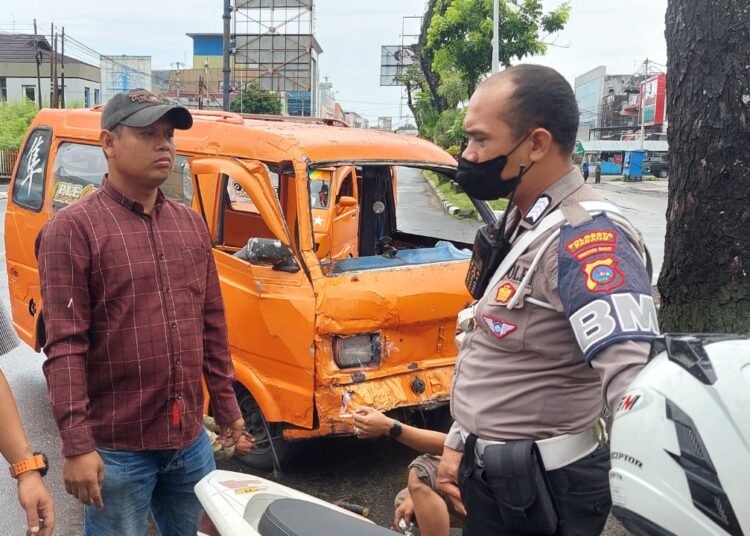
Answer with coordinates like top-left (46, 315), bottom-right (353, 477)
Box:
top-left (101, 89), bottom-right (193, 131)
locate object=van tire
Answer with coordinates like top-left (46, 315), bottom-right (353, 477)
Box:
top-left (232, 383), bottom-right (291, 471)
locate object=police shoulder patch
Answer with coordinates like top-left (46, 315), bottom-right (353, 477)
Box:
top-left (482, 315), bottom-right (517, 339)
top-left (558, 213), bottom-right (658, 363)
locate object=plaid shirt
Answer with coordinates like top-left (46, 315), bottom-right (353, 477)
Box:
top-left (36, 178), bottom-right (241, 457)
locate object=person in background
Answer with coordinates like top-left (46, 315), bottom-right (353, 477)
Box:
top-left (0, 300), bottom-right (55, 535)
top-left (353, 407), bottom-right (464, 536)
top-left (582, 159), bottom-right (590, 182)
top-left (595, 161), bottom-right (602, 183)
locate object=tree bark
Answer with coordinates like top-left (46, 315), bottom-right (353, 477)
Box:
top-left (418, 0), bottom-right (448, 114)
top-left (658, 0), bottom-right (750, 331)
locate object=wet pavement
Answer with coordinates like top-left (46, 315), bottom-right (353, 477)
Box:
top-left (0, 175), bottom-right (666, 534)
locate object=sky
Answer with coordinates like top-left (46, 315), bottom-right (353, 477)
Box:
top-left (2, 0), bottom-right (668, 125)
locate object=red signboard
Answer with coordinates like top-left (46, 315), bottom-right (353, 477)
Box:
top-left (640, 74), bottom-right (667, 126)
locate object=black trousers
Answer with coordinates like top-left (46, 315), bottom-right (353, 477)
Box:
top-left (459, 445), bottom-right (612, 536)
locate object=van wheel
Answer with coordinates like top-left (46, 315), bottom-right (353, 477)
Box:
top-left (232, 383), bottom-right (290, 472)
top-left (659, 169), bottom-right (668, 178)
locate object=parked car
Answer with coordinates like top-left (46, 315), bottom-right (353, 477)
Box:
top-left (6, 108), bottom-right (492, 470)
top-left (647, 160), bottom-right (669, 178)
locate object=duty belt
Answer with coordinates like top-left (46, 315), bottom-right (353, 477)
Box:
top-left (471, 424), bottom-right (602, 471)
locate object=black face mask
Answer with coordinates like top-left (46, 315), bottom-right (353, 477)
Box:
top-left (455, 134), bottom-right (532, 200)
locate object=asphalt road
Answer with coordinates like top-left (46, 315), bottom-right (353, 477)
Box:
top-left (0, 174), bottom-right (666, 535)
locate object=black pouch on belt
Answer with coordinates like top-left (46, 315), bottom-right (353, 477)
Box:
top-left (481, 440), bottom-right (559, 535)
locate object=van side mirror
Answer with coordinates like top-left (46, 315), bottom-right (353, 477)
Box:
top-left (241, 238), bottom-right (300, 273)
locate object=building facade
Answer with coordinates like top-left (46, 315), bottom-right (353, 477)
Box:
top-left (0, 33), bottom-right (100, 107)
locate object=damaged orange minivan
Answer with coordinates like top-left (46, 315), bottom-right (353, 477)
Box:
top-left (5, 109), bottom-right (493, 469)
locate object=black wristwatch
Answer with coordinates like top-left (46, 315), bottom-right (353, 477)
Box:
top-left (389, 420), bottom-right (403, 438)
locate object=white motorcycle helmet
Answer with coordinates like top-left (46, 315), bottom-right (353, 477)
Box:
top-left (609, 334), bottom-right (750, 536)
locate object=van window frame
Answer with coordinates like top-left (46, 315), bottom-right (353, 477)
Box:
top-left (12, 126), bottom-right (52, 213)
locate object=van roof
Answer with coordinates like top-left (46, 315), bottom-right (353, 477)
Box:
top-left (33, 108), bottom-right (456, 169)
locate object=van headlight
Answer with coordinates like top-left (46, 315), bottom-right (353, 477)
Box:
top-left (333, 334), bottom-right (381, 369)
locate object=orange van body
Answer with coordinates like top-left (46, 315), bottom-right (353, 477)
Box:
top-left (6, 108), bottom-right (490, 468)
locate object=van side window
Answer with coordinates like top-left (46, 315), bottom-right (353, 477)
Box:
top-left (51, 142), bottom-right (193, 211)
top-left (337, 171), bottom-right (355, 202)
top-left (12, 128), bottom-right (52, 212)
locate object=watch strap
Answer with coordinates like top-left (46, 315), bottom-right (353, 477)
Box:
top-left (9, 453), bottom-right (47, 478)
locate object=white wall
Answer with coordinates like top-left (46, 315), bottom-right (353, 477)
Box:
top-left (6, 76), bottom-right (101, 107)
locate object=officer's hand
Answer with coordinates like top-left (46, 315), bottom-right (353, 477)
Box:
top-left (352, 407), bottom-right (392, 438)
top-left (63, 451), bottom-right (104, 510)
top-left (393, 493), bottom-right (415, 533)
top-left (218, 418), bottom-right (245, 448)
top-left (437, 446), bottom-right (467, 516)
top-left (17, 471), bottom-right (55, 535)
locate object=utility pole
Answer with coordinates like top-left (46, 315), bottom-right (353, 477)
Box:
top-left (33, 19), bottom-right (42, 109)
top-left (49, 23), bottom-right (55, 108)
top-left (222, 0), bottom-right (231, 111)
top-left (60, 27), bottom-right (65, 108)
top-left (492, 0), bottom-right (500, 73)
top-left (640, 58), bottom-right (648, 151)
top-left (173, 62), bottom-right (183, 100)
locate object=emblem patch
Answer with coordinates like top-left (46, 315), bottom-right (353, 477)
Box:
top-left (525, 195), bottom-right (551, 225)
top-left (566, 230), bottom-right (618, 261)
top-left (495, 282), bottom-right (516, 304)
top-left (482, 315), bottom-right (517, 339)
top-left (582, 256), bottom-right (624, 292)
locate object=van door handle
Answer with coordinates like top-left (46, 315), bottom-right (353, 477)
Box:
top-left (9, 267), bottom-right (19, 281)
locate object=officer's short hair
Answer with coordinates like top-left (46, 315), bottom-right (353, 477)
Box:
top-left (495, 64), bottom-right (579, 154)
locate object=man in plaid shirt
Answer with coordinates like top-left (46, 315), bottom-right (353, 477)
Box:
top-left (36, 89), bottom-right (244, 535)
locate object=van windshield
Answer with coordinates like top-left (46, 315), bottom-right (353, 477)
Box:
top-left (50, 142), bottom-right (193, 210)
top-left (310, 164), bottom-right (489, 275)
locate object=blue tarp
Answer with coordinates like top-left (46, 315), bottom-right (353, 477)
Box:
top-left (326, 241), bottom-right (471, 274)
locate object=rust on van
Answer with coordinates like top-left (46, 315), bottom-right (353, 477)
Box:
top-left (5, 108), bottom-right (492, 469)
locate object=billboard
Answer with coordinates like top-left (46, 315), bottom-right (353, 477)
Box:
top-left (640, 74), bottom-right (667, 126)
top-left (380, 45), bottom-right (416, 86)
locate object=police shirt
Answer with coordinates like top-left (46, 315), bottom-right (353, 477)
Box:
top-left (447, 169), bottom-right (658, 450)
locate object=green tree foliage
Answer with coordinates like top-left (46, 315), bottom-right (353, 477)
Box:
top-left (0, 101), bottom-right (39, 150)
top-left (427, 0), bottom-right (570, 96)
top-left (404, 0), bottom-right (569, 148)
top-left (229, 84), bottom-right (282, 115)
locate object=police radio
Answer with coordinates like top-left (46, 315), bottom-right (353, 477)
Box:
top-left (465, 185), bottom-right (519, 299)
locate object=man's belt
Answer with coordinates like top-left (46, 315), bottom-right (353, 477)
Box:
top-left (473, 424), bottom-right (601, 471)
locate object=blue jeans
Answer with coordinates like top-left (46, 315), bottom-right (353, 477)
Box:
top-left (84, 430), bottom-right (216, 536)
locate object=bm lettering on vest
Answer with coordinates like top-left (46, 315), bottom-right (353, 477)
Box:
top-left (570, 294), bottom-right (659, 361)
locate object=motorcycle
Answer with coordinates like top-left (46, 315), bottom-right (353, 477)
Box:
top-left (196, 469), bottom-right (395, 536)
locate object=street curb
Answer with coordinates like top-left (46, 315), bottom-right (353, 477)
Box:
top-left (422, 173), bottom-right (477, 219)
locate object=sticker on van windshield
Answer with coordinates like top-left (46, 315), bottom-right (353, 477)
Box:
top-left (53, 181), bottom-right (97, 206)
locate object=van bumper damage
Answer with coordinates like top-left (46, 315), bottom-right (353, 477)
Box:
top-left (283, 363), bottom-right (454, 440)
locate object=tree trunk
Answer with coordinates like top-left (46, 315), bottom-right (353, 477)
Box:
top-left (404, 79), bottom-right (419, 130)
top-left (658, 0), bottom-right (750, 331)
top-left (417, 0), bottom-right (448, 114)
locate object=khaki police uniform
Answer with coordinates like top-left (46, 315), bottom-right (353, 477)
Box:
top-left (448, 169), bottom-right (659, 535)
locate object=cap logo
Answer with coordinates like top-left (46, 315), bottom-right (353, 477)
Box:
top-left (128, 89), bottom-right (160, 104)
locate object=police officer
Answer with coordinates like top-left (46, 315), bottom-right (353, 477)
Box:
top-left (437, 65), bottom-right (659, 535)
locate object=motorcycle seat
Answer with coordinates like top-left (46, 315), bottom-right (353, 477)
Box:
top-left (258, 498), bottom-right (393, 536)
